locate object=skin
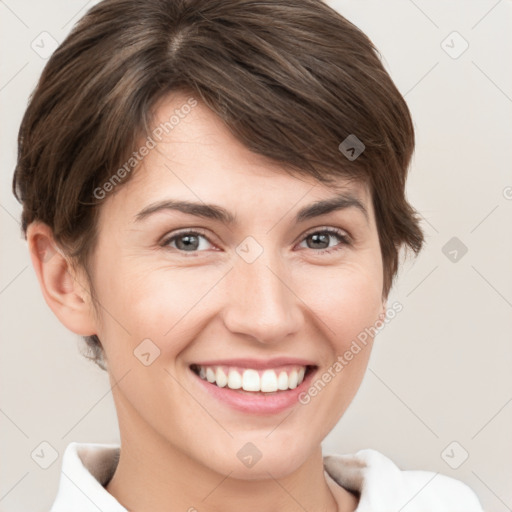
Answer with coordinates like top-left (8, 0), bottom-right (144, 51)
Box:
top-left (28, 92), bottom-right (387, 512)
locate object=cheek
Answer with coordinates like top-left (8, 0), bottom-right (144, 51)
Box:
top-left (292, 262), bottom-right (383, 429)
top-left (92, 259), bottom-right (226, 360)
top-left (295, 256), bottom-right (383, 350)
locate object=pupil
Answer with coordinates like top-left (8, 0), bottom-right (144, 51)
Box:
top-left (178, 235), bottom-right (198, 251)
top-left (310, 233), bottom-right (328, 249)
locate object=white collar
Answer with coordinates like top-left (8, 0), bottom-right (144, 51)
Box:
top-left (50, 442), bottom-right (125, 512)
top-left (49, 442), bottom-right (482, 512)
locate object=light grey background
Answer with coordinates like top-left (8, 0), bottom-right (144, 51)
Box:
top-left (1, 1), bottom-right (511, 511)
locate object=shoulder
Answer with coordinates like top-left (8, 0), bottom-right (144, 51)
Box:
top-left (323, 448), bottom-right (483, 512)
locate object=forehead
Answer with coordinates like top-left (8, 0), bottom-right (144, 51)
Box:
top-left (101, 93), bottom-right (374, 224)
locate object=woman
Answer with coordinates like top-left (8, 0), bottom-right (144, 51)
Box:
top-left (13, 0), bottom-right (483, 510)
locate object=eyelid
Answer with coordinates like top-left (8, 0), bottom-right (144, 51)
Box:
top-left (299, 225), bottom-right (351, 242)
top-left (295, 226), bottom-right (352, 253)
top-left (160, 225), bottom-right (352, 253)
top-left (159, 227), bottom-right (216, 249)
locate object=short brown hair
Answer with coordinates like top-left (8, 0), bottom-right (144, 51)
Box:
top-left (13, 0), bottom-right (424, 370)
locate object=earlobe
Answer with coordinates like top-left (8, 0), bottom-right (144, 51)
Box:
top-left (26, 221), bottom-right (97, 336)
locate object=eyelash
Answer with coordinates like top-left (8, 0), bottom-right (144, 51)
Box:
top-left (160, 227), bottom-right (351, 256)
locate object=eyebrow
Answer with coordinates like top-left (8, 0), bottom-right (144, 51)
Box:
top-left (134, 193), bottom-right (369, 225)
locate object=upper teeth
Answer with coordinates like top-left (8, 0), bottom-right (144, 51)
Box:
top-left (195, 365), bottom-right (307, 393)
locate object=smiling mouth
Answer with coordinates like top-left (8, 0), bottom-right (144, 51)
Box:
top-left (190, 364), bottom-right (316, 393)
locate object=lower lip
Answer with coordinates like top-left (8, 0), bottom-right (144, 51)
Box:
top-left (190, 367), bottom-right (317, 414)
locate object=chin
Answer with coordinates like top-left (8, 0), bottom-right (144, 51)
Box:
top-left (201, 433), bottom-right (318, 481)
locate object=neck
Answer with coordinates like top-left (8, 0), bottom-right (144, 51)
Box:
top-left (105, 401), bottom-right (358, 512)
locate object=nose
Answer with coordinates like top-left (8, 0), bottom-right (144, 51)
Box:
top-left (222, 250), bottom-right (304, 345)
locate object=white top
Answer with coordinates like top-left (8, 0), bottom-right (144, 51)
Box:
top-left (49, 442), bottom-right (483, 512)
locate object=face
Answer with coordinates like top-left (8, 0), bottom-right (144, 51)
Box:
top-left (86, 92), bottom-right (385, 479)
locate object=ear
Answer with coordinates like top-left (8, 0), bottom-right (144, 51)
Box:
top-left (26, 221), bottom-right (97, 336)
